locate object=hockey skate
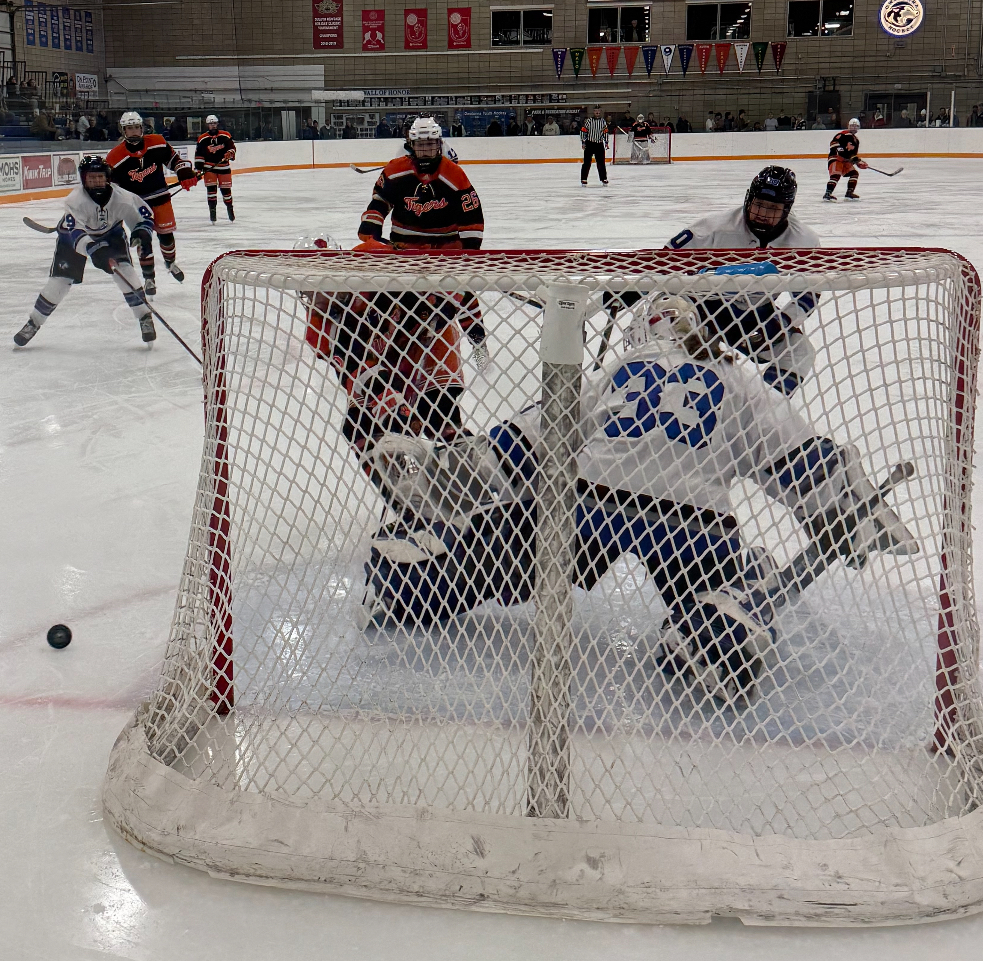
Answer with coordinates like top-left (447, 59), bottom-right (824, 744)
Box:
top-left (13, 318), bottom-right (40, 346)
top-left (209, 206), bottom-right (217, 224)
top-left (143, 275), bottom-right (157, 298)
top-left (166, 262), bottom-right (185, 283)
top-left (823, 191), bottom-right (836, 202)
top-left (227, 204), bottom-right (235, 222)
top-left (139, 314), bottom-right (157, 343)
top-left (844, 191), bottom-right (861, 201)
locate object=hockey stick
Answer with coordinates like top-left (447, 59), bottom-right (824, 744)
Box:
top-left (23, 216), bottom-right (57, 234)
top-left (350, 164), bottom-right (385, 174)
top-left (504, 290), bottom-right (545, 310)
top-left (865, 165), bottom-right (904, 177)
top-left (111, 266), bottom-right (202, 365)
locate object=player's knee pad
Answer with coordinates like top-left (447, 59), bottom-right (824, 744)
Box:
top-left (655, 589), bottom-right (775, 707)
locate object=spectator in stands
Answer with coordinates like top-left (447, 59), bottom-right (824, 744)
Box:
top-left (30, 111), bottom-right (56, 140)
top-left (675, 114), bottom-right (691, 133)
top-left (893, 108), bottom-right (913, 127)
top-left (486, 118), bottom-right (503, 136)
top-left (713, 112), bottom-right (723, 131)
top-left (301, 118), bottom-right (319, 139)
top-left (857, 112), bottom-right (870, 128)
top-left (375, 118), bottom-right (391, 138)
top-left (824, 107), bottom-right (838, 128)
top-left (77, 112), bottom-right (91, 140)
top-left (736, 109), bottom-right (749, 131)
top-left (4, 75), bottom-right (16, 100)
top-left (623, 17), bottom-right (643, 41)
top-left (541, 116), bottom-right (560, 135)
top-left (777, 110), bottom-right (791, 130)
top-left (794, 114), bottom-right (807, 130)
top-left (65, 118), bottom-right (78, 139)
top-left (705, 111), bottom-right (715, 132)
top-left (723, 111), bottom-right (735, 131)
top-left (811, 116), bottom-right (826, 130)
top-left (968, 105), bottom-right (980, 127)
top-left (506, 115), bottom-right (521, 136)
top-left (170, 116), bottom-right (187, 140)
top-left (872, 110), bottom-right (886, 128)
top-left (341, 120), bottom-right (358, 139)
top-left (94, 111), bottom-right (112, 140)
top-left (764, 113), bottom-right (778, 131)
top-left (522, 115), bottom-right (539, 135)
top-left (661, 117), bottom-right (674, 132)
top-left (450, 115), bottom-right (465, 137)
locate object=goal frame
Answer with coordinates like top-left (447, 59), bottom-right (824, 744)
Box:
top-left (611, 125), bottom-right (672, 165)
top-left (102, 246), bottom-right (983, 926)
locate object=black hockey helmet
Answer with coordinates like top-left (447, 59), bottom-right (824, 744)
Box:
top-left (744, 166), bottom-right (797, 240)
top-left (79, 154), bottom-right (113, 205)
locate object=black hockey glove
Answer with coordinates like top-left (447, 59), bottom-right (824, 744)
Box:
top-left (87, 238), bottom-right (115, 274)
top-left (129, 226), bottom-right (153, 253)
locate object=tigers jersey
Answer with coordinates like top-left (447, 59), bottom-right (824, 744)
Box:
top-left (195, 130), bottom-right (237, 173)
top-left (106, 134), bottom-right (193, 207)
top-left (828, 130), bottom-right (862, 165)
top-left (631, 121), bottom-right (651, 139)
top-left (358, 155), bottom-right (484, 249)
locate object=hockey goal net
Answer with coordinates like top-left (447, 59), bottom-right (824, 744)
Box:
top-left (105, 248), bottom-right (983, 925)
top-left (612, 126), bottom-right (671, 164)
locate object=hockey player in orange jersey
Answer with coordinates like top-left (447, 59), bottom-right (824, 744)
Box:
top-left (824, 118), bottom-right (868, 201)
top-left (195, 114), bottom-right (237, 223)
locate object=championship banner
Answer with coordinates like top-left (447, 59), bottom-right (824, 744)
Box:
top-left (641, 45), bottom-right (658, 76)
top-left (586, 46), bottom-right (602, 77)
top-left (313, 0), bottom-right (344, 49)
top-left (694, 43), bottom-right (712, 74)
top-left (570, 47), bottom-right (586, 76)
top-left (25, 0), bottom-right (36, 46)
top-left (84, 10), bottom-right (92, 52)
top-left (552, 47), bottom-right (567, 77)
top-left (623, 45), bottom-right (639, 77)
top-left (50, 6), bottom-right (60, 49)
top-left (605, 45), bottom-right (621, 77)
top-left (677, 43), bottom-right (694, 76)
top-left (447, 8), bottom-right (471, 49)
top-left (62, 7), bottom-right (72, 49)
top-left (38, 3), bottom-right (48, 48)
top-left (715, 42), bottom-right (731, 74)
top-left (74, 8), bottom-right (82, 51)
top-left (752, 41), bottom-right (768, 73)
top-left (404, 8), bottom-right (427, 49)
top-left (734, 41), bottom-right (750, 72)
top-left (660, 44), bottom-right (675, 75)
top-left (771, 40), bottom-right (788, 71)
top-left (362, 9), bottom-right (385, 50)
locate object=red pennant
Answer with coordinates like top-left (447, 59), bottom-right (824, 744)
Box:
top-left (771, 41), bottom-right (787, 72)
top-left (624, 45), bottom-right (640, 77)
top-left (586, 46), bottom-right (602, 77)
top-left (714, 43), bottom-right (731, 74)
top-left (694, 43), bottom-right (712, 74)
top-left (605, 45), bottom-right (621, 77)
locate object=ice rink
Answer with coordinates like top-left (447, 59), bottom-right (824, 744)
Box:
top-left (4, 155), bottom-right (983, 960)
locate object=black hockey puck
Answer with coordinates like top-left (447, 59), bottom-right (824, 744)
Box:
top-left (47, 624), bottom-right (72, 649)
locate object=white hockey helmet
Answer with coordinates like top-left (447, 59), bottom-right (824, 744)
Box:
top-left (293, 232), bottom-right (343, 251)
top-left (119, 110), bottom-right (145, 145)
top-left (626, 294), bottom-right (703, 350)
top-left (407, 116), bottom-right (443, 171)
top-left (637, 114), bottom-right (645, 122)
top-left (848, 117), bottom-right (860, 131)
top-left (206, 114), bottom-right (220, 128)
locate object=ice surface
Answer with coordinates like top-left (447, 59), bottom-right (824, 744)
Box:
top-left (4, 157), bottom-right (983, 958)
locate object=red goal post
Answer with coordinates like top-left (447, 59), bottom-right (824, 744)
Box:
top-left (103, 246), bottom-right (983, 926)
top-left (611, 125), bottom-right (672, 164)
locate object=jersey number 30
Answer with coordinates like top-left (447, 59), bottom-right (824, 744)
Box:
top-left (604, 361), bottom-right (724, 448)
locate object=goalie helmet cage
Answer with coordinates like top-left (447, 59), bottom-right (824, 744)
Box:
top-left (104, 247), bottom-right (983, 926)
top-left (611, 125), bottom-right (672, 164)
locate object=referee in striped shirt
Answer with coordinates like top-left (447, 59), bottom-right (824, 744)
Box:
top-left (581, 106), bottom-right (609, 186)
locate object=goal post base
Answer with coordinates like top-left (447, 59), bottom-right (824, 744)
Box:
top-left (105, 713), bottom-right (983, 926)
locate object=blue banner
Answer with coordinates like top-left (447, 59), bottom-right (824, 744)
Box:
top-left (641, 45), bottom-right (658, 76)
top-left (25, 0), bottom-right (36, 46)
top-left (552, 47), bottom-right (566, 78)
top-left (50, 6), bottom-right (60, 49)
top-left (678, 43), bottom-right (694, 76)
top-left (74, 9), bottom-right (83, 52)
top-left (85, 11), bottom-right (93, 53)
top-left (62, 7), bottom-right (72, 48)
top-left (38, 3), bottom-right (48, 48)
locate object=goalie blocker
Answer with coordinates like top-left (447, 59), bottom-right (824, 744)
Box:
top-left (358, 308), bottom-right (917, 706)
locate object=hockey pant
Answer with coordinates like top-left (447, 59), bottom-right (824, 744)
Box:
top-left (203, 169), bottom-right (233, 214)
top-left (137, 198), bottom-right (178, 281)
top-left (826, 159), bottom-right (858, 196)
top-left (363, 484), bottom-right (764, 626)
top-left (32, 230), bottom-right (148, 330)
top-left (581, 142), bottom-right (607, 183)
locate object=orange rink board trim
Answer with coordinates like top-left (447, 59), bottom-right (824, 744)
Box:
top-left (2, 150), bottom-right (981, 204)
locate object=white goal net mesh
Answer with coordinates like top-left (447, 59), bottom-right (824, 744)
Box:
top-left (104, 248), bottom-right (983, 925)
top-left (612, 126), bottom-right (671, 164)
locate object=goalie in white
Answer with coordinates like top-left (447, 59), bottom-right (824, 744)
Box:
top-left (357, 294), bottom-right (918, 705)
top-left (14, 156), bottom-right (156, 347)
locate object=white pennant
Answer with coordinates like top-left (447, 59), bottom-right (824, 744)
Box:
top-left (734, 42), bottom-right (750, 73)
top-left (661, 44), bottom-right (675, 75)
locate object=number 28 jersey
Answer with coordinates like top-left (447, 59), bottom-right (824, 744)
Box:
top-left (514, 341), bottom-right (827, 516)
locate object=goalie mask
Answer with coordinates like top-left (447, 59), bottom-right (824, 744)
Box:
top-left (406, 117), bottom-right (443, 173)
top-left (78, 155), bottom-right (113, 206)
top-left (626, 294), bottom-right (704, 350)
top-left (294, 232), bottom-right (343, 251)
top-left (744, 165), bottom-right (797, 242)
top-left (119, 110), bottom-right (145, 148)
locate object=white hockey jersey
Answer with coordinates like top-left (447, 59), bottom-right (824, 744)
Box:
top-left (514, 340), bottom-right (841, 517)
top-left (666, 206), bottom-right (821, 251)
top-left (59, 184), bottom-right (154, 256)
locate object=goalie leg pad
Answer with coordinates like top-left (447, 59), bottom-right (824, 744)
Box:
top-left (656, 590), bottom-right (775, 706)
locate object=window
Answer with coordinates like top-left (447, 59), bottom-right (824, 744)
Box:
top-left (587, 5), bottom-right (650, 44)
top-left (491, 8), bottom-right (552, 46)
top-left (685, 3), bottom-right (751, 40)
top-left (787, 0), bottom-right (853, 36)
